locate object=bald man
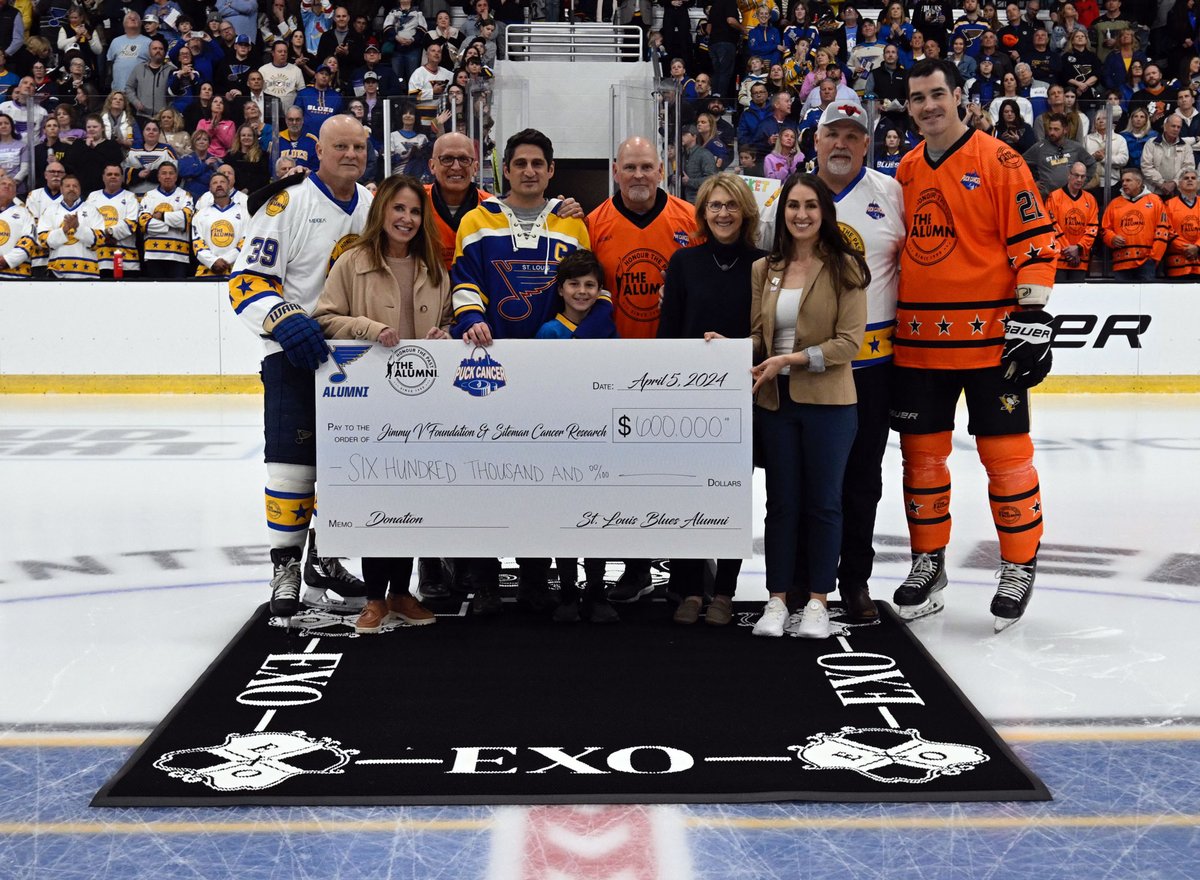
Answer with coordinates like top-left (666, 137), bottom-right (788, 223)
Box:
top-left (229, 114), bottom-right (375, 620)
top-left (586, 136), bottom-right (697, 603)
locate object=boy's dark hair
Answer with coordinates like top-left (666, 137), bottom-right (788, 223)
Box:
top-left (503, 127), bottom-right (554, 167)
top-left (555, 249), bottom-right (604, 286)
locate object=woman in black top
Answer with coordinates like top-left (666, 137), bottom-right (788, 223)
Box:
top-left (657, 172), bottom-right (766, 626)
top-left (226, 124), bottom-right (270, 194)
top-left (63, 114), bottom-right (124, 197)
top-left (994, 98), bottom-right (1035, 153)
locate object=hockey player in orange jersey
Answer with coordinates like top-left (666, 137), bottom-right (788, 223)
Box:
top-left (1044, 161), bottom-right (1099, 283)
top-left (1101, 167), bottom-right (1169, 281)
top-left (1165, 168), bottom-right (1200, 278)
top-left (893, 59), bottom-right (1057, 633)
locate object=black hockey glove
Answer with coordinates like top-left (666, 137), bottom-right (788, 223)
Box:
top-left (264, 302), bottom-right (329, 371)
top-left (1002, 309), bottom-right (1054, 389)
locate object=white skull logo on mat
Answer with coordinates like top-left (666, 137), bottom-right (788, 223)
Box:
top-left (154, 731), bottom-right (358, 791)
top-left (791, 726), bottom-right (989, 784)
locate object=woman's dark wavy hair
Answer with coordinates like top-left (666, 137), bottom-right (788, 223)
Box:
top-left (997, 98), bottom-right (1025, 130)
top-left (767, 173), bottom-right (870, 294)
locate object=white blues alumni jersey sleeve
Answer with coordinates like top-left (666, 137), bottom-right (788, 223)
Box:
top-left (831, 167), bottom-right (906, 368)
top-left (228, 174), bottom-right (373, 355)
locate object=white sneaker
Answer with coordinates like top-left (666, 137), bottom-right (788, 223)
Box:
top-left (752, 597), bottom-right (788, 637)
top-left (795, 599), bottom-right (831, 639)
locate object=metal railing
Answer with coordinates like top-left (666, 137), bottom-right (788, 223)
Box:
top-left (503, 24), bottom-right (644, 62)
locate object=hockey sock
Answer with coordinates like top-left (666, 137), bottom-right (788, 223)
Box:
top-left (977, 434), bottom-right (1044, 562)
top-left (265, 463), bottom-right (316, 551)
top-left (900, 431), bottom-right (953, 553)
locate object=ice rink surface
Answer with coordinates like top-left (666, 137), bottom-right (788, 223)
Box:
top-left (2, 392), bottom-right (1198, 878)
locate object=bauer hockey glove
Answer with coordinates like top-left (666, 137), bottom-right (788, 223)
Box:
top-left (1002, 309), bottom-right (1055, 389)
top-left (264, 301), bottom-right (330, 371)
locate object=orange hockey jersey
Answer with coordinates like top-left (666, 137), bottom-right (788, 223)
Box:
top-left (427, 183), bottom-right (493, 270)
top-left (1164, 194), bottom-right (1200, 277)
top-left (587, 190), bottom-right (698, 339)
top-left (1045, 186), bottom-right (1099, 272)
top-left (1100, 191), bottom-right (1169, 273)
top-left (895, 129), bottom-right (1058, 370)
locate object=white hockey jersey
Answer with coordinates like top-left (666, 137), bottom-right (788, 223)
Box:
top-left (229, 174), bottom-right (373, 356)
top-left (85, 187), bottom-right (141, 272)
top-left (830, 167), bottom-right (906, 368)
top-left (139, 186), bottom-right (194, 264)
top-left (193, 201), bottom-right (248, 277)
top-left (194, 190), bottom-right (249, 213)
top-left (39, 199), bottom-right (104, 278)
top-left (24, 186), bottom-right (61, 269)
top-left (0, 201), bottom-right (36, 277)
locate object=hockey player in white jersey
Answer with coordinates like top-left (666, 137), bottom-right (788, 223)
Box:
top-left (228, 114), bottom-right (374, 619)
top-left (785, 100), bottom-right (906, 630)
top-left (39, 174), bottom-right (105, 279)
top-left (85, 164), bottom-right (141, 277)
top-left (0, 174), bottom-right (35, 277)
top-left (193, 172), bottom-right (246, 277)
top-left (24, 161), bottom-right (63, 276)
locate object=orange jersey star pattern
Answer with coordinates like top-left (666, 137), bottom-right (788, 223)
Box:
top-left (896, 129), bottom-right (1057, 370)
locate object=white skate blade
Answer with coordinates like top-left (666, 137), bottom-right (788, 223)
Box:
top-left (895, 593), bottom-right (945, 621)
top-left (993, 615), bottom-right (1022, 633)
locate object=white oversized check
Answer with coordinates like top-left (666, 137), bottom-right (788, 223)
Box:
top-left (314, 338), bottom-right (753, 558)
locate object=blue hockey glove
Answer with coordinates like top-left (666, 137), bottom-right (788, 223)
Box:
top-left (264, 302), bottom-right (329, 371)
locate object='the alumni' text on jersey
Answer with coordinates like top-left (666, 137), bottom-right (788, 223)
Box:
top-left (586, 189), bottom-right (697, 339)
top-left (895, 128), bottom-right (1057, 370)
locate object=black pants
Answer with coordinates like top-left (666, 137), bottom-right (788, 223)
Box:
top-left (362, 557), bottom-right (415, 600)
top-left (672, 558), bottom-right (742, 598)
top-left (836, 363), bottom-right (894, 591)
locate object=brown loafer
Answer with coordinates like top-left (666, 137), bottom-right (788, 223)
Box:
top-left (387, 592), bottom-right (436, 625)
top-left (673, 595), bottom-right (702, 625)
top-left (705, 595), bottom-right (733, 626)
top-left (355, 599), bottom-right (390, 634)
top-left (839, 584), bottom-right (878, 623)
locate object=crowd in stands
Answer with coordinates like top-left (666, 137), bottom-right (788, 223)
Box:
top-left (0, 1), bottom-right (1198, 279)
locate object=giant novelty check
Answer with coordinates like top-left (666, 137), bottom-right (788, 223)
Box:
top-left (314, 339), bottom-right (753, 558)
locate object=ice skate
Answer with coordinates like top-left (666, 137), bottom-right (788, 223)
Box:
top-left (303, 530), bottom-right (367, 613)
top-left (991, 556), bottom-right (1036, 633)
top-left (269, 548), bottom-right (303, 624)
top-left (893, 550), bottom-right (948, 621)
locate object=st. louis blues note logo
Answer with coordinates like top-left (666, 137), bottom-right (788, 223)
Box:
top-left (328, 344), bottom-right (372, 383)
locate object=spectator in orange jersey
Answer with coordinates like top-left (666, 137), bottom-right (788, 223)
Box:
top-left (1045, 160), bottom-right (1099, 282)
top-left (1164, 168), bottom-right (1200, 278)
top-left (1102, 167), bottom-right (1169, 281)
top-left (892, 59), bottom-right (1057, 634)
top-left (425, 132), bottom-right (490, 272)
top-left (586, 135), bottom-right (698, 605)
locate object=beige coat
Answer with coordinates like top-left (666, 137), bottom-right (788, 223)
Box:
top-left (314, 246), bottom-right (452, 341)
top-left (749, 253), bottom-right (866, 410)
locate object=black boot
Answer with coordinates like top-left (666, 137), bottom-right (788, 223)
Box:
top-left (417, 557), bottom-right (450, 600)
top-left (552, 559), bottom-right (581, 623)
top-left (584, 576), bottom-right (619, 624)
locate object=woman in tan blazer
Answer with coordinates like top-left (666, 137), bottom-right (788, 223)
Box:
top-left (313, 174), bottom-right (452, 635)
top-left (749, 173), bottom-right (869, 640)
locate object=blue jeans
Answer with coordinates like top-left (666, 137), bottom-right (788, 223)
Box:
top-left (756, 378), bottom-right (858, 596)
top-left (1114, 260), bottom-right (1156, 282)
top-left (710, 40), bottom-right (736, 106)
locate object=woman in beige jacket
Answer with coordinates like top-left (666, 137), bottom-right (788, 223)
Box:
top-left (313, 174), bottom-right (452, 634)
top-left (748, 173), bottom-right (869, 640)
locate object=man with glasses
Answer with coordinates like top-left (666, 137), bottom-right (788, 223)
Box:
top-left (1045, 160), bottom-right (1098, 283)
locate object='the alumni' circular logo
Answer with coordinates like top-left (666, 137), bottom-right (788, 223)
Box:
top-left (906, 188), bottom-right (957, 266)
top-left (615, 248), bottom-right (668, 326)
top-left (385, 346), bottom-right (438, 396)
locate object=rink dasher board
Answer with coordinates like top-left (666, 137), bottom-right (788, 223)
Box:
top-left (313, 338), bottom-right (754, 559)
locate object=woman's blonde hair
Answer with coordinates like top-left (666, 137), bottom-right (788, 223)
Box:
top-left (237, 124), bottom-right (262, 162)
top-left (693, 173), bottom-right (760, 250)
top-left (349, 174), bottom-right (443, 285)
